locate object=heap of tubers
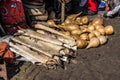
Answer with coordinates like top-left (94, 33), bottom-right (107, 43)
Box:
top-left (46, 13), bottom-right (114, 49)
top-left (8, 12), bottom-right (114, 69)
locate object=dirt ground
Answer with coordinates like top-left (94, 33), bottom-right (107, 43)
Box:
top-left (6, 14), bottom-right (120, 80)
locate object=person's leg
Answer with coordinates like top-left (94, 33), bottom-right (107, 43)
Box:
top-left (109, 0), bottom-right (116, 9)
top-left (118, 8), bottom-right (120, 16)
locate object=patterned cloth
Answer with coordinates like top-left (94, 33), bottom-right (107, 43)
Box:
top-left (0, 0), bottom-right (28, 34)
top-left (0, 0), bottom-right (25, 25)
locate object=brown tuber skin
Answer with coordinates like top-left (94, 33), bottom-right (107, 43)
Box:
top-left (71, 29), bottom-right (82, 35)
top-left (76, 39), bottom-right (88, 48)
top-left (86, 37), bottom-right (100, 49)
top-left (94, 24), bottom-right (104, 30)
top-left (81, 16), bottom-right (89, 25)
top-left (92, 17), bottom-right (103, 25)
top-left (104, 25), bottom-right (114, 35)
top-left (61, 24), bottom-right (79, 31)
top-left (47, 20), bottom-right (58, 27)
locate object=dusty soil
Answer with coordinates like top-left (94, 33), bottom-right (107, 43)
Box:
top-left (6, 14), bottom-right (120, 80)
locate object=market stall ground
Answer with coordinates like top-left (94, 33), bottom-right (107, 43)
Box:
top-left (7, 13), bottom-right (120, 80)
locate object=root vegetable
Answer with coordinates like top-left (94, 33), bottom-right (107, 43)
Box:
top-left (97, 36), bottom-right (108, 45)
top-left (92, 17), bottom-right (103, 25)
top-left (92, 30), bottom-right (101, 37)
top-left (81, 16), bottom-right (89, 25)
top-left (9, 42), bottom-right (57, 65)
top-left (75, 17), bottom-right (82, 25)
top-left (61, 24), bottom-right (79, 31)
top-left (47, 20), bottom-right (58, 28)
top-left (87, 25), bottom-right (95, 32)
top-left (59, 31), bottom-right (71, 36)
top-left (88, 33), bottom-right (96, 40)
top-left (86, 37), bottom-right (100, 49)
top-left (71, 29), bottom-right (82, 35)
top-left (11, 36), bottom-right (64, 57)
top-left (79, 33), bottom-right (89, 41)
top-left (34, 24), bottom-right (74, 40)
top-left (97, 28), bottom-right (105, 35)
top-left (23, 29), bottom-right (63, 45)
top-left (104, 25), bottom-right (114, 35)
top-left (76, 39), bottom-right (88, 48)
top-left (94, 24), bottom-right (104, 30)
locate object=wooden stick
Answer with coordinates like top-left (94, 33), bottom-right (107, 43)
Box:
top-left (61, 0), bottom-right (65, 22)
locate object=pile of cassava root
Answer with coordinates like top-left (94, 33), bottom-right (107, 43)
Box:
top-left (9, 26), bottom-right (77, 69)
top-left (9, 12), bottom-right (114, 69)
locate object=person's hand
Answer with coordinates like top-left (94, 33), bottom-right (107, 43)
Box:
top-left (105, 3), bottom-right (110, 11)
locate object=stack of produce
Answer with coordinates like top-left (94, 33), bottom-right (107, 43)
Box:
top-left (46, 12), bottom-right (114, 49)
top-left (9, 27), bottom-right (77, 68)
top-left (8, 12), bottom-right (114, 68)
